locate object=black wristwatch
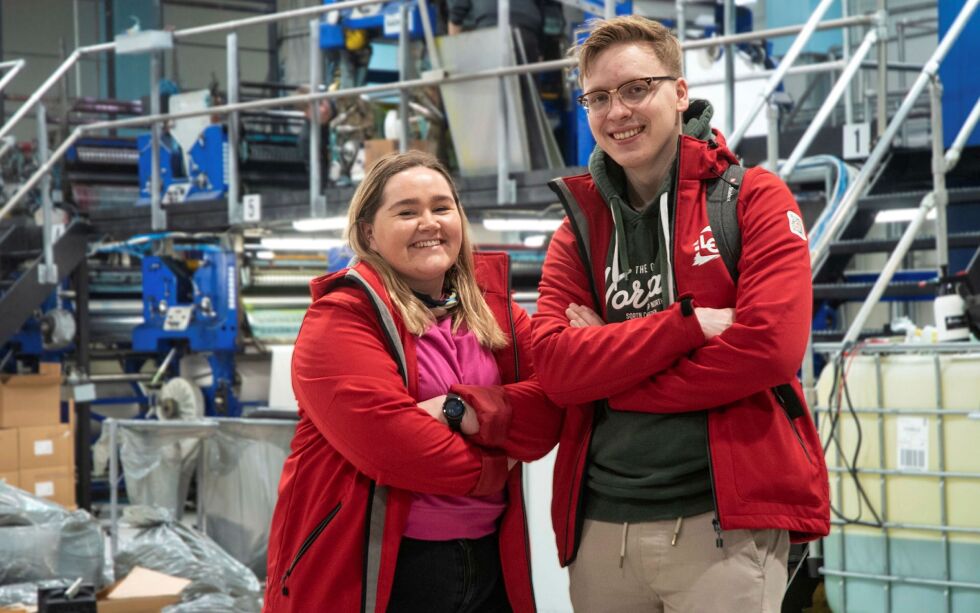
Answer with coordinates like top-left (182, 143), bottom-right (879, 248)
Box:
top-left (442, 393), bottom-right (466, 432)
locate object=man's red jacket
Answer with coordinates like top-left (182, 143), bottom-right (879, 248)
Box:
top-left (264, 253), bottom-right (561, 611)
top-left (532, 132), bottom-right (830, 567)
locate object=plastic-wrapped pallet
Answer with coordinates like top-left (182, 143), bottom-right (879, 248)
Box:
top-left (114, 506), bottom-right (261, 611)
top-left (0, 482), bottom-right (104, 588)
top-left (117, 421), bottom-right (215, 519)
top-left (201, 418), bottom-right (294, 577)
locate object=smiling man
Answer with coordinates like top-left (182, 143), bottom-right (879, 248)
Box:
top-left (530, 16), bottom-right (829, 612)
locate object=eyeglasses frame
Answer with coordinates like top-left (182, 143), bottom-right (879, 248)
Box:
top-left (576, 75), bottom-right (679, 114)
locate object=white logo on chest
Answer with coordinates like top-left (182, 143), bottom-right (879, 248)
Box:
top-left (693, 225), bottom-right (721, 267)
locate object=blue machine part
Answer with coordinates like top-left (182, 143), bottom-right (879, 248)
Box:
top-left (3, 286), bottom-right (74, 365)
top-left (940, 0), bottom-right (980, 148)
top-left (132, 247), bottom-right (240, 416)
top-left (137, 124), bottom-right (228, 205)
top-left (319, 0), bottom-right (437, 49)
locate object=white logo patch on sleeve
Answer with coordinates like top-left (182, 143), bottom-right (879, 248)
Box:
top-left (787, 211), bottom-right (807, 241)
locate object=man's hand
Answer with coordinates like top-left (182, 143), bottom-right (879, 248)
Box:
top-left (418, 395), bottom-right (480, 435)
top-left (695, 307), bottom-right (734, 339)
top-left (566, 303), bottom-right (606, 327)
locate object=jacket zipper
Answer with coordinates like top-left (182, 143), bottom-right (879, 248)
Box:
top-left (774, 389), bottom-right (813, 464)
top-left (667, 136), bottom-right (683, 304)
top-left (704, 420), bottom-right (724, 549)
top-left (280, 501), bottom-right (342, 595)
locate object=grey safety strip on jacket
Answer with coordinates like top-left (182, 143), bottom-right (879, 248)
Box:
top-left (658, 191), bottom-right (675, 306)
top-left (345, 268), bottom-right (408, 386)
top-left (547, 178), bottom-right (602, 311)
top-left (344, 268), bottom-right (404, 612)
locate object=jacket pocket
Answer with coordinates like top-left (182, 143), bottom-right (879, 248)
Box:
top-left (280, 501), bottom-right (342, 596)
top-left (772, 386), bottom-right (812, 465)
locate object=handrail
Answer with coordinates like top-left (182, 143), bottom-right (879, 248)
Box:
top-left (779, 26), bottom-right (880, 178)
top-left (838, 87), bottom-right (980, 348)
top-left (809, 0), bottom-right (980, 275)
top-left (0, 59), bottom-right (26, 95)
top-left (0, 0), bottom-right (382, 143)
top-left (0, 57), bottom-right (575, 223)
top-left (681, 14), bottom-right (877, 50)
top-left (727, 0), bottom-right (841, 150)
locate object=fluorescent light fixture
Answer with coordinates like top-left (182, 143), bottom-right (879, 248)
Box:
top-left (483, 218), bottom-right (563, 232)
top-left (523, 234), bottom-right (548, 248)
top-left (255, 250), bottom-right (276, 260)
top-left (260, 237), bottom-right (347, 251)
top-left (292, 216), bottom-right (348, 232)
top-left (874, 208), bottom-right (936, 224)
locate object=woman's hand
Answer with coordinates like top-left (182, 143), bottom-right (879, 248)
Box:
top-left (418, 395), bottom-right (480, 435)
top-left (566, 303), bottom-right (605, 327)
top-left (695, 307), bottom-right (734, 339)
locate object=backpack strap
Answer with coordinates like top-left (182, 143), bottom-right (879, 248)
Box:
top-left (705, 164), bottom-right (746, 284)
top-left (705, 165), bottom-right (805, 419)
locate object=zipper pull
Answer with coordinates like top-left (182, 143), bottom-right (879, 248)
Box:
top-left (281, 570), bottom-right (291, 596)
top-left (712, 515), bottom-right (724, 549)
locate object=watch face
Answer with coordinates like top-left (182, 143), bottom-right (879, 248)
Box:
top-left (443, 397), bottom-right (465, 419)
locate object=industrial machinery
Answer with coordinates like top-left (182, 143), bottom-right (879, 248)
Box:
top-left (130, 238), bottom-right (241, 416)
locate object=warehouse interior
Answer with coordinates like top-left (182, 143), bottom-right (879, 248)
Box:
top-left (0, 0), bottom-right (979, 611)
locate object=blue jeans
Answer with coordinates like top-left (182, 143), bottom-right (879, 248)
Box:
top-left (388, 533), bottom-right (512, 613)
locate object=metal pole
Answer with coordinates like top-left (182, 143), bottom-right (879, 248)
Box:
top-left (729, 0), bottom-right (838, 150)
top-left (35, 104), bottom-right (57, 285)
top-left (683, 15), bottom-right (876, 50)
top-left (876, 1), bottom-right (888, 138)
top-left (766, 102), bottom-right (778, 170)
top-left (780, 26), bottom-right (879, 178)
top-left (943, 96), bottom-right (980, 171)
top-left (73, 256), bottom-right (92, 511)
top-left (874, 356), bottom-right (892, 611)
top-left (417, 0), bottom-right (441, 71)
top-left (0, 59), bottom-right (25, 95)
top-left (497, 0), bottom-right (512, 204)
top-left (930, 78), bottom-right (949, 274)
top-left (676, 0), bottom-right (686, 43)
top-left (723, 0), bottom-right (735, 136)
top-left (841, 194), bottom-right (934, 345)
top-left (809, 0), bottom-right (980, 274)
top-left (196, 438), bottom-right (207, 533)
top-left (227, 32), bottom-right (242, 225)
top-left (842, 0), bottom-right (854, 124)
top-left (933, 356), bottom-right (952, 613)
top-left (0, 48), bottom-right (94, 141)
top-left (150, 51), bottom-right (166, 231)
top-left (605, 0), bottom-right (615, 20)
top-left (398, 3), bottom-right (410, 153)
top-left (307, 20), bottom-right (324, 218)
top-left (898, 20), bottom-right (908, 145)
top-left (0, 129), bottom-right (80, 222)
top-left (109, 418), bottom-right (119, 560)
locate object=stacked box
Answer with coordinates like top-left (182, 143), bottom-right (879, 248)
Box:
top-left (0, 363), bottom-right (75, 507)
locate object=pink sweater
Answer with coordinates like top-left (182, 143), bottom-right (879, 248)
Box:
top-left (402, 315), bottom-right (507, 540)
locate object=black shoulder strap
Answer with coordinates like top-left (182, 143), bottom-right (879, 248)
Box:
top-left (705, 165), bottom-right (805, 418)
top-left (705, 164), bottom-right (746, 284)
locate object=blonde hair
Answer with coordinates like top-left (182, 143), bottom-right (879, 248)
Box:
top-left (575, 16), bottom-right (683, 84)
top-left (346, 150), bottom-right (508, 349)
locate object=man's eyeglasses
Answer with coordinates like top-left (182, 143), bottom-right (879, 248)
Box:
top-left (577, 76), bottom-right (677, 115)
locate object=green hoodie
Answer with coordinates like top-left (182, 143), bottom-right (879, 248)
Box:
top-left (584, 99), bottom-right (717, 523)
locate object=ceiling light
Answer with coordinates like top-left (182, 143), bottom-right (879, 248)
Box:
top-left (523, 234), bottom-right (548, 248)
top-left (260, 237), bottom-right (347, 251)
top-left (482, 219), bottom-right (563, 232)
top-left (292, 216), bottom-right (348, 232)
top-left (874, 208), bottom-right (936, 223)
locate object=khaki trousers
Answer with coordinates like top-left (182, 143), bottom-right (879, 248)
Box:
top-left (568, 512), bottom-right (789, 613)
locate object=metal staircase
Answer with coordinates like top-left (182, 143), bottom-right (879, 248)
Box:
top-left (0, 217), bottom-right (91, 350)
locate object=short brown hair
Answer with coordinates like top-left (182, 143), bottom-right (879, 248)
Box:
top-left (346, 150), bottom-right (507, 348)
top-left (575, 16), bottom-right (683, 83)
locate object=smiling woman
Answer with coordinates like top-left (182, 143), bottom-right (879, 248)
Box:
top-left (263, 150), bottom-right (563, 612)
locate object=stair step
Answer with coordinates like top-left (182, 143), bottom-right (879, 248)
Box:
top-left (857, 186), bottom-right (980, 210)
top-left (813, 280), bottom-right (937, 301)
top-left (829, 231), bottom-right (980, 255)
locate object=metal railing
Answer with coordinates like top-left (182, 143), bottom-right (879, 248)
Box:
top-left (808, 0), bottom-right (980, 275)
top-left (0, 59), bottom-right (25, 96)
